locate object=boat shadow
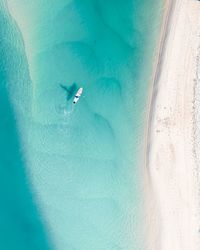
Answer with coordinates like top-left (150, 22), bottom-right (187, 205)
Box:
top-left (60, 82), bottom-right (77, 101)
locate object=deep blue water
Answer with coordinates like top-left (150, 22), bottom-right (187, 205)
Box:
top-left (1, 0), bottom-right (163, 249)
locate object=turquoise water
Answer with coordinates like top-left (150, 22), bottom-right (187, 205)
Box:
top-left (1, 0), bottom-right (163, 249)
top-left (0, 2), bottom-right (51, 249)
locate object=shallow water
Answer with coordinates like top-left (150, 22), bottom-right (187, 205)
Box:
top-left (0, 2), bottom-right (51, 249)
top-left (1, 0), bottom-right (163, 249)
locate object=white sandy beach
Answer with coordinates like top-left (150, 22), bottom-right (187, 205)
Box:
top-left (146, 0), bottom-right (200, 249)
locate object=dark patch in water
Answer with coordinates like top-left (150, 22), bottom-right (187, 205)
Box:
top-left (93, 113), bottom-right (115, 141)
top-left (60, 82), bottom-right (77, 100)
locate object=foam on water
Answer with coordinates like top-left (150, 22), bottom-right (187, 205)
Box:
top-left (3, 0), bottom-right (163, 249)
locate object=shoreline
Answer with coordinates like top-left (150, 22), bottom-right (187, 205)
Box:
top-left (145, 0), bottom-right (200, 249)
top-left (142, 0), bottom-right (174, 247)
top-left (145, 0), bottom-right (175, 165)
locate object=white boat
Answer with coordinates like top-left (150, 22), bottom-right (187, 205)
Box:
top-left (73, 87), bottom-right (83, 104)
